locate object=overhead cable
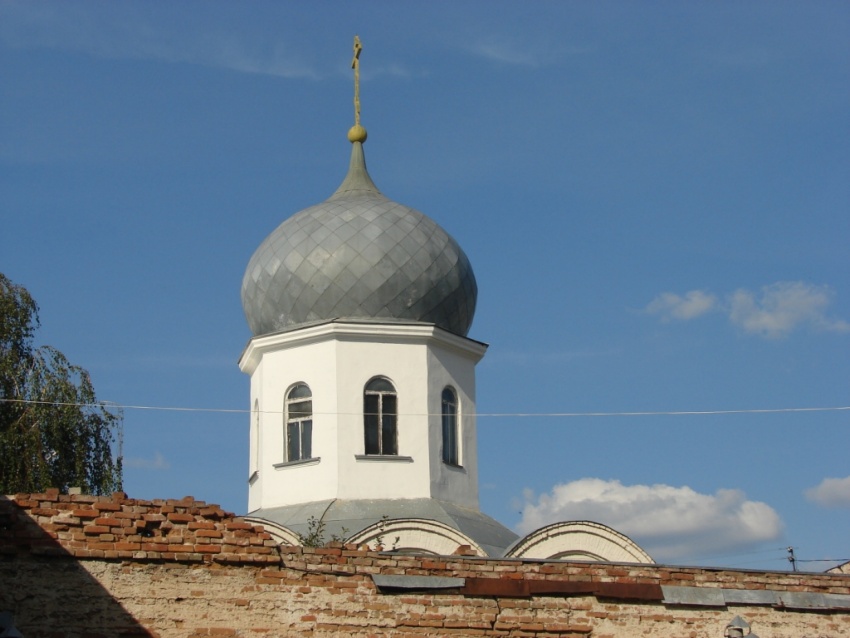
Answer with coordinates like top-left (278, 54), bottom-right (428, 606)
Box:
top-left (1, 398), bottom-right (848, 419)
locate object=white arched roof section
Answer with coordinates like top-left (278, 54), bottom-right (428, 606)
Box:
top-left (346, 518), bottom-right (485, 556)
top-left (505, 521), bottom-right (654, 564)
top-left (243, 516), bottom-right (301, 547)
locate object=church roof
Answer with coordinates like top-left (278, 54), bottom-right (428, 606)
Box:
top-left (241, 138), bottom-right (477, 337)
top-left (247, 498), bottom-right (519, 558)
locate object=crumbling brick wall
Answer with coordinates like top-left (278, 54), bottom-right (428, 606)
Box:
top-left (2, 491), bottom-right (848, 637)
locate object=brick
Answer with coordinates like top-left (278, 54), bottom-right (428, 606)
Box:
top-left (545, 623), bottom-right (593, 634)
top-left (94, 502), bottom-right (121, 511)
top-left (72, 509), bottom-right (99, 519)
top-left (30, 507), bottom-right (60, 516)
top-left (166, 544), bottom-right (195, 553)
top-left (143, 513), bottom-right (166, 522)
top-left (195, 544), bottom-right (222, 554)
top-left (94, 517), bottom-right (122, 527)
top-left (142, 542), bottom-right (170, 552)
top-left (195, 530), bottom-right (223, 539)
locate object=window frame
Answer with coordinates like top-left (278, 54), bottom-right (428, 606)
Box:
top-left (441, 386), bottom-right (460, 466)
top-left (363, 377), bottom-right (398, 456)
top-left (284, 383), bottom-right (313, 463)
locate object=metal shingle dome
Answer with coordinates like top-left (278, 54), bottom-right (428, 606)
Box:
top-left (241, 139), bottom-right (477, 337)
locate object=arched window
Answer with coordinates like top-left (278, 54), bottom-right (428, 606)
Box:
top-left (364, 377), bottom-right (398, 456)
top-left (441, 387), bottom-right (459, 465)
top-left (285, 383), bottom-right (312, 462)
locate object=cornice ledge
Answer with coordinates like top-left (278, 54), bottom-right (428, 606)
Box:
top-left (240, 320), bottom-right (487, 372)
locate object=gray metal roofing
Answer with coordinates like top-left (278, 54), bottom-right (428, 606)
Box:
top-left (248, 497), bottom-right (519, 558)
top-left (242, 142), bottom-right (477, 337)
top-left (661, 585), bottom-right (850, 610)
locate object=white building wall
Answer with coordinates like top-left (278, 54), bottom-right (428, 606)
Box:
top-left (247, 373), bottom-right (262, 512)
top-left (249, 338), bottom-right (340, 511)
top-left (425, 344), bottom-right (480, 509)
top-left (333, 336), bottom-right (431, 500)
top-left (240, 322), bottom-right (486, 513)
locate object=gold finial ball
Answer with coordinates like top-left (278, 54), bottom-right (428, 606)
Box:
top-left (348, 124), bottom-right (368, 143)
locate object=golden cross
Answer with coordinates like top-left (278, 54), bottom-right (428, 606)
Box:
top-left (352, 35), bottom-right (362, 127)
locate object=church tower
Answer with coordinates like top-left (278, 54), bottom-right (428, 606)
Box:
top-left (238, 38), bottom-right (517, 556)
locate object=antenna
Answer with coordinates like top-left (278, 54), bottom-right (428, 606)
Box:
top-left (787, 546), bottom-right (798, 571)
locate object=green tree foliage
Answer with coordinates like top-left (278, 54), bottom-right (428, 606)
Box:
top-left (0, 273), bottom-right (122, 494)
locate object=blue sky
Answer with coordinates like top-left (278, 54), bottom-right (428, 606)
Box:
top-left (2, 1), bottom-right (848, 570)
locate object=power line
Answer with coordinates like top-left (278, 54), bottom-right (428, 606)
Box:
top-left (691, 548), bottom-right (850, 570)
top-left (713, 545), bottom-right (850, 569)
top-left (477, 407), bottom-right (850, 418)
top-left (1, 398), bottom-right (848, 419)
top-left (687, 546), bottom-right (791, 561)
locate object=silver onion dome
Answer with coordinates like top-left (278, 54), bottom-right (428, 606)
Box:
top-left (241, 139), bottom-right (477, 337)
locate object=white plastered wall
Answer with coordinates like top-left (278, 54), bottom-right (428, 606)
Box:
top-left (244, 336), bottom-right (341, 512)
top-left (239, 322), bottom-right (486, 513)
top-left (426, 344), bottom-right (479, 508)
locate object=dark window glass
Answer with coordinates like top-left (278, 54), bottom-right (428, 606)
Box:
top-left (286, 384), bottom-right (313, 462)
top-left (289, 399), bottom-right (311, 418)
top-left (381, 393), bottom-right (398, 455)
top-left (364, 394), bottom-right (380, 455)
top-left (442, 387), bottom-right (458, 465)
top-left (364, 378), bottom-right (397, 455)
top-left (366, 378), bottom-right (395, 393)
top-left (289, 384), bottom-right (312, 399)
top-left (287, 421), bottom-right (301, 461)
top-left (301, 420), bottom-right (312, 459)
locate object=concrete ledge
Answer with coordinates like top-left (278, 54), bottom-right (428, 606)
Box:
top-left (662, 585), bottom-right (850, 610)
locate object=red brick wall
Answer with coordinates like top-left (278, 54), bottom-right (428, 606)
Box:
top-left (2, 491), bottom-right (848, 637)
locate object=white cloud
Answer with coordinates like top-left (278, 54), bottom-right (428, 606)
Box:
top-left (0, 2), bottom-right (319, 79)
top-left (728, 282), bottom-right (850, 339)
top-left (805, 476), bottom-right (850, 508)
top-left (645, 282), bottom-right (849, 339)
top-left (518, 478), bottom-right (783, 562)
top-left (465, 34), bottom-right (590, 68)
top-left (124, 452), bottom-right (170, 471)
top-left (471, 39), bottom-right (540, 67)
top-left (645, 290), bottom-right (718, 321)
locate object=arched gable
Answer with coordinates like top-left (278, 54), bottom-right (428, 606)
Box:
top-left (347, 518), bottom-right (485, 556)
top-left (505, 521), bottom-right (654, 563)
